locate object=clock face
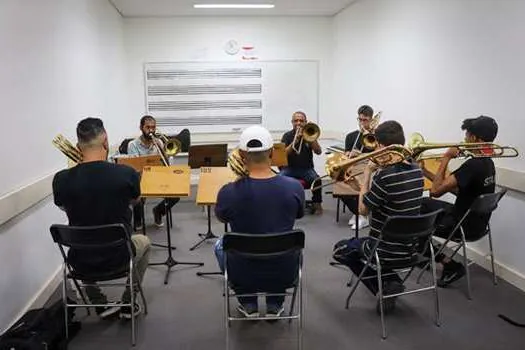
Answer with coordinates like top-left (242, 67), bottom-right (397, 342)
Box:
top-left (224, 40), bottom-right (240, 55)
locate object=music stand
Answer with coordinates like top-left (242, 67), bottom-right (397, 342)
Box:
top-left (141, 166), bottom-right (204, 284)
top-left (188, 144), bottom-right (228, 251)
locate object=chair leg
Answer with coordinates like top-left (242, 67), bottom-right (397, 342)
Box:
top-left (130, 263), bottom-right (136, 346)
top-left (460, 237), bottom-right (472, 300)
top-left (62, 266), bottom-right (69, 340)
top-left (298, 269), bottom-right (304, 350)
top-left (487, 228), bottom-right (498, 285)
top-left (429, 244), bottom-right (440, 327)
top-left (345, 268), bottom-right (366, 309)
top-left (376, 259), bottom-right (387, 340)
top-left (70, 278), bottom-right (91, 316)
top-left (289, 285), bottom-right (298, 324)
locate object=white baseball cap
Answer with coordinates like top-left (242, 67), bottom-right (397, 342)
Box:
top-left (238, 125), bottom-right (273, 152)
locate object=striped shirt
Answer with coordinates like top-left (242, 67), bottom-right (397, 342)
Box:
top-left (362, 162), bottom-right (424, 263)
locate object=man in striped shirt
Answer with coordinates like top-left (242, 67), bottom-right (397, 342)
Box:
top-left (333, 120), bottom-right (424, 313)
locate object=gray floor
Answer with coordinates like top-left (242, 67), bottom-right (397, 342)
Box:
top-left (61, 195), bottom-right (525, 350)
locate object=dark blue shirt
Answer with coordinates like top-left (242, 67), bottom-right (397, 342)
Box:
top-left (215, 175), bottom-right (305, 232)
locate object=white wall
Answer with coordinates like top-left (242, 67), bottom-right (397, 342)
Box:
top-left (0, 0), bottom-right (126, 331)
top-left (123, 16), bottom-right (334, 135)
top-left (332, 0), bottom-right (525, 285)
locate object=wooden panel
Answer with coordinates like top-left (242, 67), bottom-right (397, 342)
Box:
top-left (115, 155), bottom-right (163, 172)
top-left (196, 167), bottom-right (237, 205)
top-left (140, 165), bottom-right (191, 198)
top-left (271, 142), bottom-right (288, 167)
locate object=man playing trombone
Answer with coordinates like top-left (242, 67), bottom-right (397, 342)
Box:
top-left (127, 115), bottom-right (179, 228)
top-left (420, 116), bottom-right (498, 287)
top-left (341, 105), bottom-right (377, 229)
top-left (281, 111), bottom-right (324, 214)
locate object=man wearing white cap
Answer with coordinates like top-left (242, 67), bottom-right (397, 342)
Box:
top-left (214, 125), bottom-right (305, 318)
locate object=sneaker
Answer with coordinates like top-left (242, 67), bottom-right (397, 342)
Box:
top-left (134, 225), bottom-right (143, 232)
top-left (348, 214), bottom-right (356, 227)
top-left (310, 203), bottom-right (323, 215)
top-left (237, 304), bottom-right (259, 318)
top-left (96, 302), bottom-right (122, 320)
top-left (376, 281), bottom-right (405, 315)
top-left (438, 261), bottom-right (466, 287)
top-left (351, 216), bottom-right (369, 230)
top-left (267, 304), bottom-right (285, 317)
top-left (120, 302), bottom-right (143, 320)
top-left (153, 208), bottom-right (164, 228)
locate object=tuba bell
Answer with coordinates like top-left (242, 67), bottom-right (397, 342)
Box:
top-left (228, 148), bottom-right (249, 177)
top-left (52, 134), bottom-right (82, 164)
top-left (292, 122), bottom-right (321, 154)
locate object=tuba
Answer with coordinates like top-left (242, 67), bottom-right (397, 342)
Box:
top-left (228, 148), bottom-right (249, 177)
top-left (360, 111), bottom-right (381, 150)
top-left (292, 122), bottom-right (321, 154)
top-left (52, 134), bottom-right (82, 164)
top-left (149, 132), bottom-right (183, 166)
top-left (408, 132), bottom-right (519, 161)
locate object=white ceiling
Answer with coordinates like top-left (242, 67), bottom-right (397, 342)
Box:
top-left (109, 0), bottom-right (356, 17)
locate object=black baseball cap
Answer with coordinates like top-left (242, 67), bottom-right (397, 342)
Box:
top-left (461, 116), bottom-right (498, 142)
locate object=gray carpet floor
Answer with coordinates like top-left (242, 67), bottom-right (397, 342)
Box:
top-left (60, 194), bottom-right (525, 350)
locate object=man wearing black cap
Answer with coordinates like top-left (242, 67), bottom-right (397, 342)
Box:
top-left (421, 116), bottom-right (498, 287)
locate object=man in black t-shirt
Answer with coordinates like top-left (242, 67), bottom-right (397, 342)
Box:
top-left (281, 111), bottom-right (323, 214)
top-left (421, 116), bottom-right (498, 287)
top-left (341, 105), bottom-right (376, 229)
top-left (53, 118), bottom-right (151, 320)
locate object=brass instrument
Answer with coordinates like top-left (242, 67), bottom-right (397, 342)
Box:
top-left (360, 111), bottom-right (381, 150)
top-left (311, 144), bottom-right (413, 191)
top-left (292, 122), bottom-right (321, 154)
top-left (149, 132), bottom-right (182, 166)
top-left (228, 148), bottom-right (249, 177)
top-left (52, 134), bottom-right (82, 164)
top-left (408, 132), bottom-right (519, 161)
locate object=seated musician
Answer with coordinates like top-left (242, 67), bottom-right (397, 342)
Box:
top-left (420, 116), bottom-right (498, 287)
top-left (127, 115), bottom-right (178, 228)
top-left (52, 118), bottom-right (151, 319)
top-left (341, 105), bottom-right (376, 229)
top-left (280, 111), bottom-right (323, 214)
top-left (333, 121), bottom-right (424, 313)
top-left (214, 125), bottom-right (305, 318)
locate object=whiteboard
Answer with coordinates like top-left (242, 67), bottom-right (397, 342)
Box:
top-left (144, 60), bottom-right (319, 133)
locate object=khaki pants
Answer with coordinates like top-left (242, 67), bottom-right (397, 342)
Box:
top-left (85, 234), bottom-right (151, 304)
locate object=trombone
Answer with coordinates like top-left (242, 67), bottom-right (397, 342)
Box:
top-left (408, 132), bottom-right (519, 161)
top-left (52, 134), bottom-right (82, 164)
top-left (292, 122), bottom-right (321, 154)
top-left (149, 132), bottom-right (182, 166)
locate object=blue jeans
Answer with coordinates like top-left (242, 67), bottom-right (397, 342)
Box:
top-left (279, 167), bottom-right (322, 203)
top-left (215, 238), bottom-right (291, 308)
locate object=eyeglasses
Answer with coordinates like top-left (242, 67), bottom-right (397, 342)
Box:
top-left (357, 117), bottom-right (371, 122)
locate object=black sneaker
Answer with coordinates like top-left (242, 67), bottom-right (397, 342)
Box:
top-left (438, 261), bottom-right (466, 287)
top-left (95, 302), bottom-right (122, 320)
top-left (376, 280), bottom-right (405, 315)
top-left (237, 304), bottom-right (259, 318)
top-left (120, 302), bottom-right (142, 320)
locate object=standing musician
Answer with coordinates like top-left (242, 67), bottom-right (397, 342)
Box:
top-left (420, 116), bottom-right (498, 287)
top-left (341, 105), bottom-right (376, 229)
top-left (333, 120), bottom-right (424, 313)
top-left (127, 115), bottom-right (179, 228)
top-left (52, 118), bottom-right (151, 319)
top-left (281, 111), bottom-right (324, 215)
top-left (214, 125), bottom-right (305, 317)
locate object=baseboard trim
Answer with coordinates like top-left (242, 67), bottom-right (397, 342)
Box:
top-left (464, 245), bottom-right (525, 291)
top-left (2, 265), bottom-right (62, 335)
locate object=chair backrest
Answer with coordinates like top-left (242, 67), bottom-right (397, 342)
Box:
top-left (381, 209), bottom-right (443, 242)
top-left (469, 189), bottom-right (507, 215)
top-left (223, 230), bottom-right (305, 258)
top-left (119, 138), bottom-right (134, 154)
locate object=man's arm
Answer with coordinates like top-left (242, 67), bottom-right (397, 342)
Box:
top-left (429, 148), bottom-right (460, 197)
top-left (358, 162), bottom-right (384, 216)
top-left (215, 185), bottom-right (233, 223)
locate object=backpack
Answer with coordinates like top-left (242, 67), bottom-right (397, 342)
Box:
top-left (0, 298), bottom-right (81, 350)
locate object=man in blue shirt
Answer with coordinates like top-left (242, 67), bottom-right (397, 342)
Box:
top-left (214, 125), bottom-right (305, 318)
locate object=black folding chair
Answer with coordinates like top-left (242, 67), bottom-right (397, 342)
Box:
top-left (223, 230), bottom-right (305, 350)
top-left (49, 224), bottom-right (148, 346)
top-left (417, 190), bottom-right (507, 299)
top-left (345, 210), bottom-right (442, 339)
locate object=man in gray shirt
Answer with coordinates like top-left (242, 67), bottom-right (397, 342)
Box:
top-left (128, 115), bottom-right (179, 228)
